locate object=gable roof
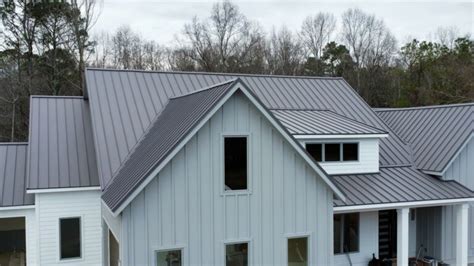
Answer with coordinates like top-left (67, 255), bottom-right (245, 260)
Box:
top-left (375, 103), bottom-right (474, 173)
top-left (85, 68), bottom-right (412, 187)
top-left (0, 143), bottom-right (34, 207)
top-left (333, 166), bottom-right (474, 208)
top-left (27, 96), bottom-right (100, 190)
top-left (102, 78), bottom-right (345, 214)
top-left (271, 109), bottom-right (387, 136)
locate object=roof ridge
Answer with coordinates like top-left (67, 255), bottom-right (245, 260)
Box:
top-left (85, 67), bottom-right (344, 80)
top-left (270, 108), bottom-right (330, 111)
top-left (169, 78), bottom-right (238, 100)
top-left (31, 95), bottom-right (85, 99)
top-left (375, 102), bottom-right (474, 112)
top-left (0, 142), bottom-right (28, 145)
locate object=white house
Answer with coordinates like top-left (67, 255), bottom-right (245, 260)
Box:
top-left (0, 68), bottom-right (472, 266)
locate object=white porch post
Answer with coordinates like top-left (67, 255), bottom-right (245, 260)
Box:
top-left (397, 208), bottom-right (409, 266)
top-left (456, 203), bottom-right (469, 266)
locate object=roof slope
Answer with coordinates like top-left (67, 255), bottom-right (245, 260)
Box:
top-left (27, 96), bottom-right (100, 190)
top-left (85, 68), bottom-right (412, 185)
top-left (0, 143), bottom-right (34, 207)
top-left (102, 80), bottom-right (239, 211)
top-left (271, 109), bottom-right (387, 135)
top-left (376, 103), bottom-right (474, 173)
top-left (333, 166), bottom-right (474, 207)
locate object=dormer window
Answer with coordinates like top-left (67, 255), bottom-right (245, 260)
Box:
top-left (306, 143), bottom-right (359, 162)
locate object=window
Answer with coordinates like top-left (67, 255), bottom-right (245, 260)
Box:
top-left (157, 249), bottom-right (182, 266)
top-left (334, 213), bottom-right (359, 254)
top-left (226, 243), bottom-right (248, 266)
top-left (325, 144), bottom-right (340, 161)
top-left (225, 137), bottom-right (247, 190)
top-left (306, 143), bottom-right (359, 162)
top-left (288, 237), bottom-right (308, 266)
top-left (343, 143), bottom-right (358, 161)
top-left (60, 217), bottom-right (81, 259)
top-left (306, 144), bottom-right (322, 162)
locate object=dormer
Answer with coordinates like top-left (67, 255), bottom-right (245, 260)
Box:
top-left (272, 109), bottom-right (388, 175)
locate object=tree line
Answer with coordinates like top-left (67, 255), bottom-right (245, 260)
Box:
top-left (1, 0), bottom-right (473, 141)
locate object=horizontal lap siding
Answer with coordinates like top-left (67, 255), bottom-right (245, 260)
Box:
top-left (37, 190), bottom-right (102, 265)
top-left (122, 93), bottom-right (334, 265)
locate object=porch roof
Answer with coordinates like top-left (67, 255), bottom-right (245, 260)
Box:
top-left (332, 166), bottom-right (474, 208)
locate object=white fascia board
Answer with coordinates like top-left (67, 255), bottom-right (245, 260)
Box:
top-left (421, 170), bottom-right (443, 176)
top-left (27, 186), bottom-right (101, 194)
top-left (294, 134), bottom-right (388, 139)
top-left (334, 198), bottom-right (474, 213)
top-left (0, 205), bottom-right (35, 211)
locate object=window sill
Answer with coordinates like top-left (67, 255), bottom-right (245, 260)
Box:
top-left (221, 190), bottom-right (252, 196)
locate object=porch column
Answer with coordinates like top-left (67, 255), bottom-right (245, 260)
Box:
top-left (397, 208), bottom-right (409, 266)
top-left (456, 203), bottom-right (469, 266)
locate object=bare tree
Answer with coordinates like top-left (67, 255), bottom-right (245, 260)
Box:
top-left (266, 26), bottom-right (304, 75)
top-left (300, 12), bottom-right (336, 58)
top-left (434, 26), bottom-right (460, 48)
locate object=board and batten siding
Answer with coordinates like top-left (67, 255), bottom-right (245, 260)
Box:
top-left (300, 138), bottom-right (380, 175)
top-left (440, 136), bottom-right (474, 262)
top-left (36, 190), bottom-right (102, 265)
top-left (120, 93), bottom-right (334, 266)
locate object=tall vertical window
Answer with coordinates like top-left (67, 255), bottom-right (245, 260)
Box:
top-left (225, 137), bottom-right (248, 190)
top-left (226, 242), bottom-right (248, 266)
top-left (157, 249), bottom-right (182, 266)
top-left (288, 237), bottom-right (308, 266)
top-left (60, 217), bottom-right (81, 259)
top-left (334, 213), bottom-right (359, 254)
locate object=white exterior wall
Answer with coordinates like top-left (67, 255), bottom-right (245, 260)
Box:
top-left (334, 211), bottom-right (379, 266)
top-left (439, 137), bottom-right (474, 263)
top-left (35, 190), bottom-right (102, 265)
top-left (0, 207), bottom-right (37, 266)
top-left (120, 92), bottom-right (335, 266)
top-left (300, 138), bottom-right (380, 175)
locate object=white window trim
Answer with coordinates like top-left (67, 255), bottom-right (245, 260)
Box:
top-left (58, 216), bottom-right (83, 263)
top-left (334, 213), bottom-right (360, 255)
top-left (221, 133), bottom-right (252, 195)
top-left (223, 238), bottom-right (251, 266)
top-left (285, 232), bottom-right (311, 266)
top-left (153, 245), bottom-right (186, 266)
top-left (305, 141), bottom-right (360, 163)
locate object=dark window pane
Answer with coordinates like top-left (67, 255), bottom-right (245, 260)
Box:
top-left (325, 144), bottom-right (340, 161)
top-left (226, 243), bottom-right (248, 266)
top-left (60, 218), bottom-right (81, 259)
top-left (306, 144), bottom-right (322, 162)
top-left (343, 213), bottom-right (359, 253)
top-left (157, 250), bottom-right (182, 266)
top-left (333, 214), bottom-right (342, 254)
top-left (225, 137), bottom-right (247, 190)
top-left (288, 237), bottom-right (308, 266)
top-left (343, 143), bottom-right (358, 161)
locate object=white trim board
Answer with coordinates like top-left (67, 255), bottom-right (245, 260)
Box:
top-left (27, 186), bottom-right (101, 194)
top-left (294, 134), bottom-right (388, 139)
top-left (108, 80), bottom-right (346, 216)
top-left (0, 205), bottom-right (35, 211)
top-left (334, 198), bottom-right (474, 213)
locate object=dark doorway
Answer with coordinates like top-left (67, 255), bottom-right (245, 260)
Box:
top-left (0, 217), bottom-right (26, 266)
top-left (109, 230), bottom-right (119, 266)
top-left (379, 210), bottom-right (397, 260)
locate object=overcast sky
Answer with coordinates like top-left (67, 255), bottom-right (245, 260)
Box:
top-left (93, 0), bottom-right (473, 46)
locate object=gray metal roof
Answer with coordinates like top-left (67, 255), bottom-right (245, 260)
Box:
top-left (0, 143), bottom-right (34, 207)
top-left (333, 166), bottom-right (474, 207)
top-left (27, 96), bottom-right (100, 190)
top-left (376, 103), bottom-right (474, 173)
top-left (85, 68), bottom-right (412, 186)
top-left (271, 109), bottom-right (387, 135)
top-left (102, 79), bottom-right (239, 211)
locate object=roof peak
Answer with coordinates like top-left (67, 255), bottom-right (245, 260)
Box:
top-left (170, 78), bottom-right (239, 100)
top-left (85, 67), bottom-right (343, 80)
top-left (375, 102), bottom-right (474, 112)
